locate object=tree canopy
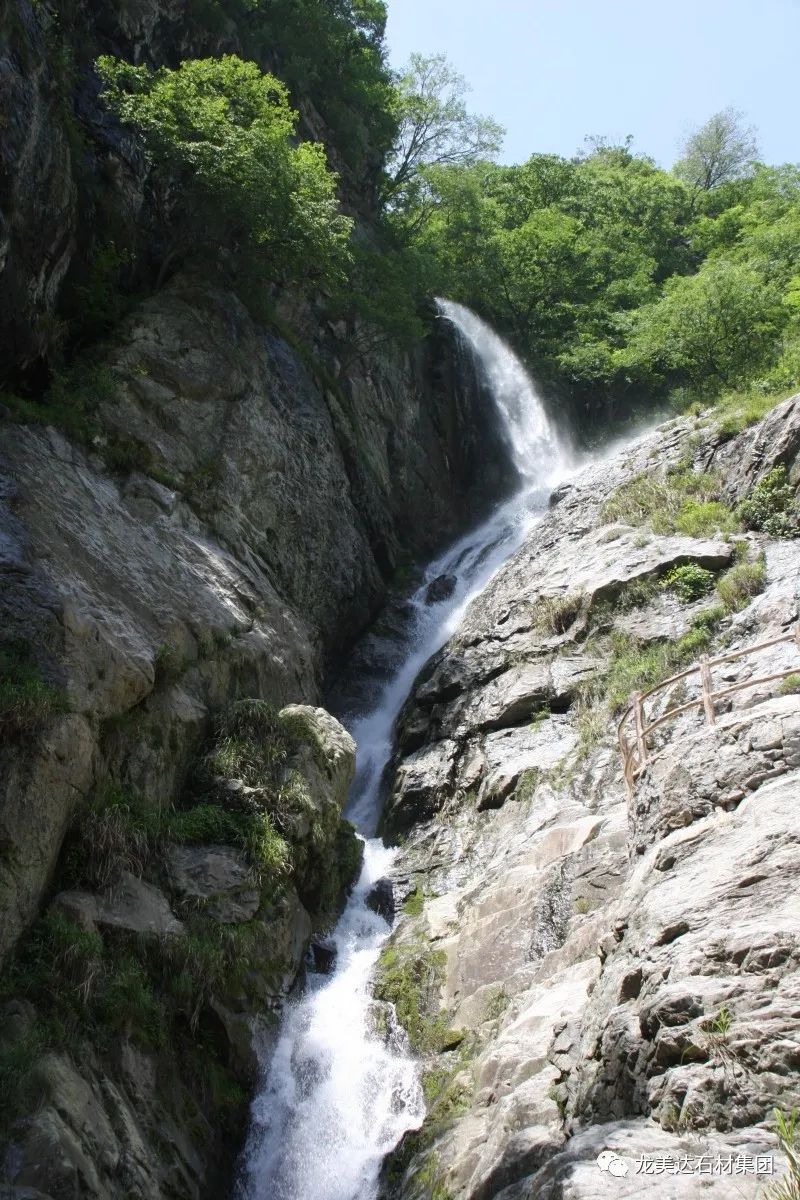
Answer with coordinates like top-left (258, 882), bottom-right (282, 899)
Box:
top-left (96, 55), bottom-right (353, 288)
top-left (673, 107), bottom-right (759, 192)
top-left (385, 53), bottom-right (504, 208)
top-left (90, 2), bottom-right (799, 434)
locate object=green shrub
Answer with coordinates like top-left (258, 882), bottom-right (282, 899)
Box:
top-left (96, 55), bottom-right (352, 290)
top-left (779, 674), bottom-right (800, 696)
top-left (716, 558), bottom-right (766, 610)
top-left (0, 639), bottom-right (68, 735)
top-left (663, 563), bottom-right (716, 601)
top-left (737, 466), bottom-right (798, 537)
top-left (0, 360), bottom-right (116, 443)
top-left (95, 956), bottom-right (165, 1047)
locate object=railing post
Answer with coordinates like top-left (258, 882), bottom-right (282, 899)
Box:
top-left (699, 654), bottom-right (716, 726)
top-left (633, 691), bottom-right (647, 767)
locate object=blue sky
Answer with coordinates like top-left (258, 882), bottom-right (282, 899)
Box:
top-left (385, 0), bottom-right (799, 169)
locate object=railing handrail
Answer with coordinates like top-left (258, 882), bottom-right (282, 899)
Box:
top-left (618, 625), bottom-right (800, 796)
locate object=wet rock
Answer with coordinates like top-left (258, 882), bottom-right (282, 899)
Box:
top-left (425, 572), bottom-right (458, 604)
top-left (383, 739), bottom-right (460, 836)
top-left (309, 938), bottom-right (338, 974)
top-left (365, 878), bottom-right (395, 923)
top-left (548, 482), bottom-right (574, 508)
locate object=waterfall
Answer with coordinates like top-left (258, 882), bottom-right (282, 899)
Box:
top-left (436, 299), bottom-right (566, 485)
top-left (235, 304), bottom-right (570, 1200)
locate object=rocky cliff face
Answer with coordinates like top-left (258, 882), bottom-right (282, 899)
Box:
top-left (377, 396), bottom-right (800, 1199)
top-left (0, 1), bottom-right (517, 1194)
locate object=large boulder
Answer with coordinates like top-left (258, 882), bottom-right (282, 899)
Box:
top-left (165, 845), bottom-right (260, 924)
top-left (51, 872), bottom-right (185, 938)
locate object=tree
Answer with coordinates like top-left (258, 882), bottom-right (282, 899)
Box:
top-left (673, 107), bottom-right (759, 192)
top-left (385, 53), bottom-right (504, 207)
top-left (96, 55), bottom-right (353, 289)
top-left (622, 259), bottom-right (783, 387)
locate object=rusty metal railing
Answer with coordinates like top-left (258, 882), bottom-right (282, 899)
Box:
top-left (619, 625), bottom-right (800, 797)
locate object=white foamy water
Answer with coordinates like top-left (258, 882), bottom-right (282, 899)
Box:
top-left (235, 302), bottom-right (572, 1200)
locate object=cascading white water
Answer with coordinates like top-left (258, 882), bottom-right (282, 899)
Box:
top-left (235, 303), bottom-right (571, 1200)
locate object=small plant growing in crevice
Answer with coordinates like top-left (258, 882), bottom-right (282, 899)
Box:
top-left (403, 886), bottom-right (426, 917)
top-left (779, 674), bottom-right (800, 696)
top-left (663, 563), bottom-right (715, 601)
top-left (534, 591), bottom-right (584, 635)
top-left (374, 942), bottom-right (450, 1054)
top-left (0, 639), bottom-right (68, 735)
top-left (485, 986), bottom-right (510, 1022)
top-left (154, 641), bottom-right (186, 685)
top-left (763, 1107), bottom-right (800, 1200)
top-left (738, 466), bottom-right (798, 538)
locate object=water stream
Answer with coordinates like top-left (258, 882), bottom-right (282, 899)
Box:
top-left (236, 301), bottom-right (571, 1200)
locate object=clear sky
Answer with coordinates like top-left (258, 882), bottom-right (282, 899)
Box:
top-left (385, 0), bottom-right (799, 169)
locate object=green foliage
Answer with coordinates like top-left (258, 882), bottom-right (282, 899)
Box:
top-left (663, 564), bottom-right (716, 601)
top-left (63, 787), bottom-right (158, 890)
top-left (374, 943), bottom-right (450, 1053)
top-left (673, 108), bottom-right (758, 193)
top-left (154, 641), bottom-right (186, 685)
top-left (0, 639), bottom-right (68, 736)
top-left (713, 385), bottom-right (796, 436)
top-left (764, 1108), bottom-right (800, 1200)
top-left (199, 0), bottom-right (396, 176)
top-left (622, 259), bottom-right (784, 389)
top-left (94, 956), bottom-right (165, 1047)
top-left (779, 674), bottom-right (800, 696)
top-left (97, 55), bottom-right (352, 289)
top-left (0, 1032), bottom-right (47, 1129)
top-left (716, 557), bottom-right (766, 610)
top-left (386, 52), bottom-right (504, 209)
top-left (601, 466), bottom-right (739, 536)
top-left (737, 466), bottom-right (798, 536)
top-left (399, 127), bottom-right (800, 427)
top-left (403, 886), bottom-right (425, 917)
top-left (691, 604), bottom-right (727, 631)
top-left (0, 359), bottom-right (116, 443)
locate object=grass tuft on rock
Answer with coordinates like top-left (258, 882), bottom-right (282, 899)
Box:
top-left (716, 557), bottom-right (766, 611)
top-left (602, 466), bottom-right (739, 537)
top-left (0, 639), bottom-right (68, 735)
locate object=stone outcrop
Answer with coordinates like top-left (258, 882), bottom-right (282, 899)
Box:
top-left (378, 396), bottom-right (800, 1200)
top-left (0, 704), bottom-right (357, 1200)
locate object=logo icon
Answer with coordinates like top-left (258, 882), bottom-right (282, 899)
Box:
top-left (597, 1150), bottom-right (630, 1177)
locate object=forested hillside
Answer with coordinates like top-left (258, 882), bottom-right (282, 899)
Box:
top-left (3, 0), bottom-right (798, 439)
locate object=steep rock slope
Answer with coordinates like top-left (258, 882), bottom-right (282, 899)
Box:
top-left (378, 397), bottom-right (800, 1199)
top-left (0, 2), bottom-right (517, 1195)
